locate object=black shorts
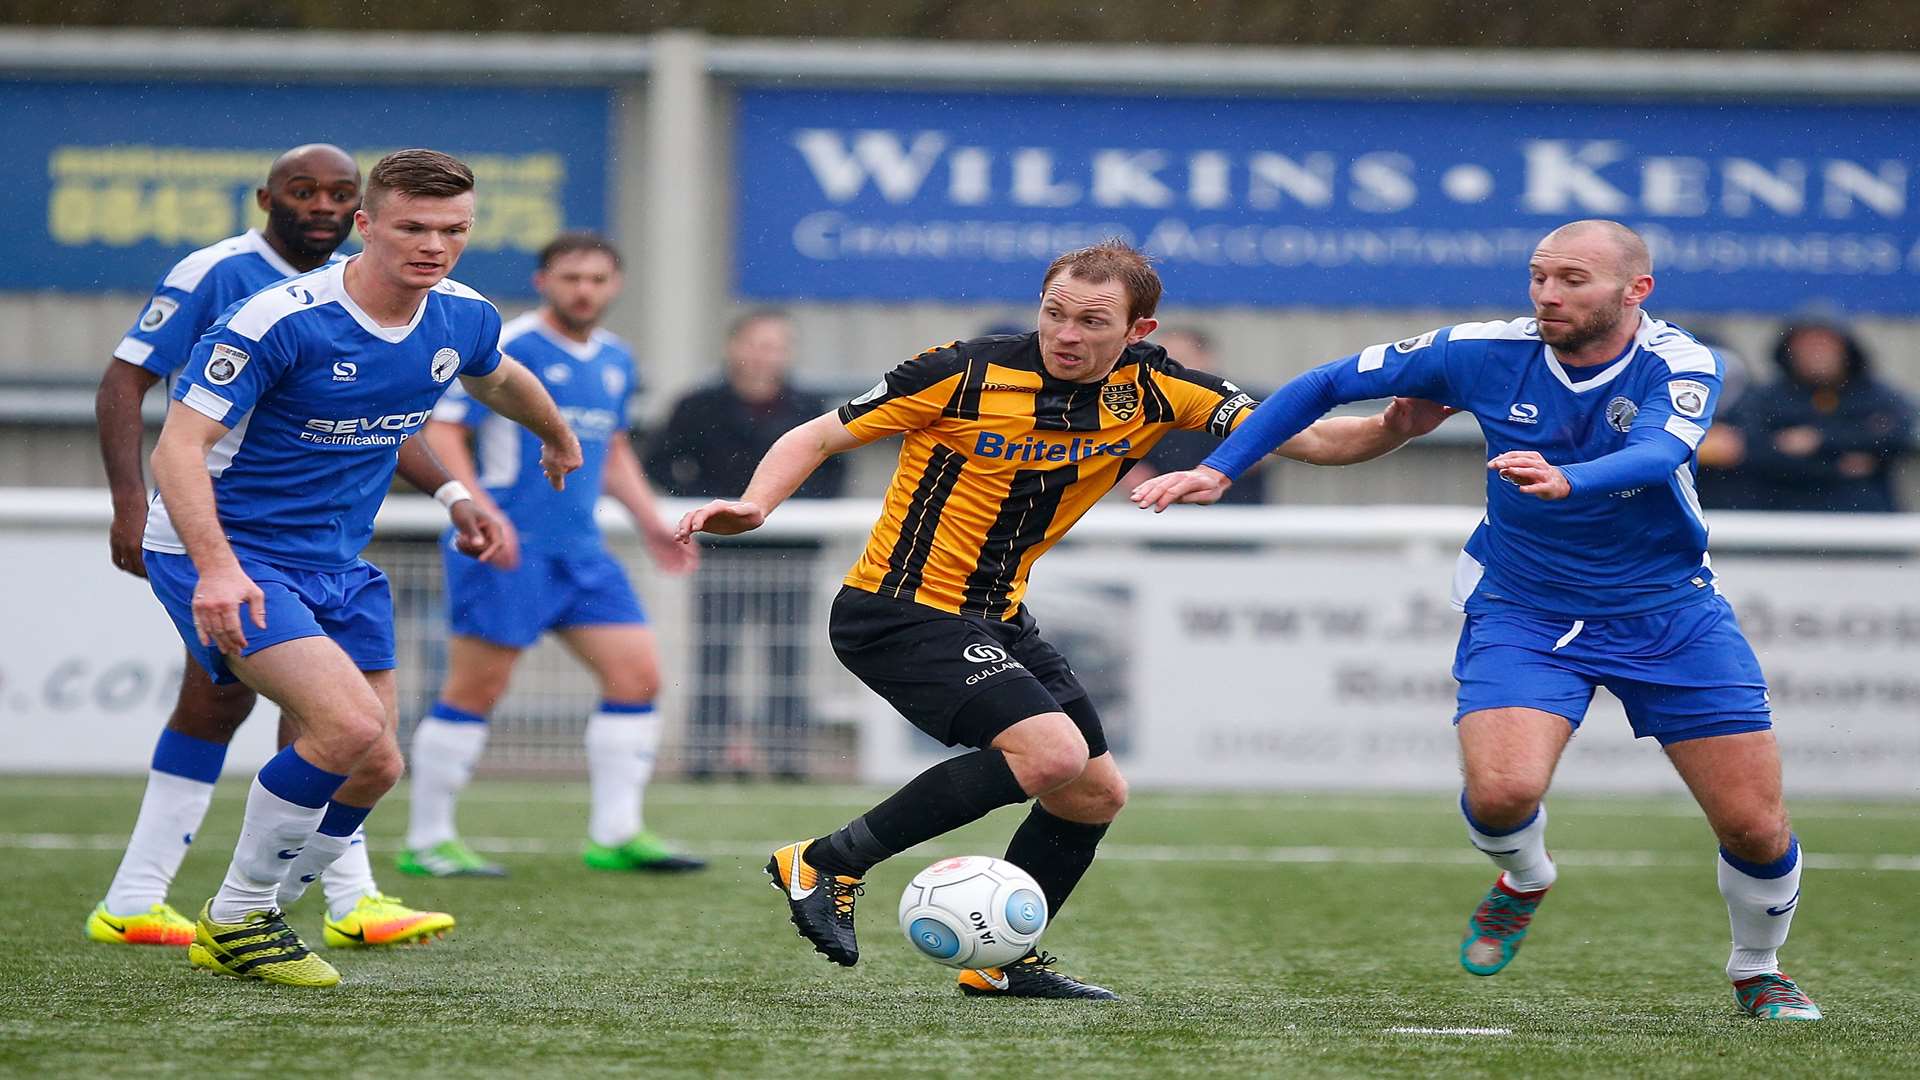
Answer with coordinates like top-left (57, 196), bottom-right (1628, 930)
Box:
top-left (829, 586), bottom-right (1106, 754)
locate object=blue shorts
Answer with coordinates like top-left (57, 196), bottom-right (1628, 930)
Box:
top-left (444, 539), bottom-right (647, 649)
top-left (145, 550), bottom-right (396, 685)
top-left (1452, 595), bottom-right (1771, 746)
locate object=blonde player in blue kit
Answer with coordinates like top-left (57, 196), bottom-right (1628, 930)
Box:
top-left (399, 233), bottom-right (703, 878)
top-left (143, 150), bottom-right (581, 987)
top-left (1134, 220), bottom-right (1821, 1022)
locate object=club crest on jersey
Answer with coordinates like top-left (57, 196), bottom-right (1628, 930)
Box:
top-left (602, 367), bottom-right (625, 399)
top-left (205, 343), bottom-right (249, 386)
top-left (431, 348), bottom-right (461, 383)
top-left (1101, 381), bottom-right (1140, 422)
top-left (1605, 395), bottom-right (1639, 433)
top-left (1669, 379), bottom-right (1710, 419)
top-left (139, 297), bottom-right (179, 332)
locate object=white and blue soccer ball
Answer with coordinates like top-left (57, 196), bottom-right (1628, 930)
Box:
top-left (898, 855), bottom-right (1048, 969)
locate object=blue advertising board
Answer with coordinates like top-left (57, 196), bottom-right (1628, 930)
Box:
top-left (1, 80), bottom-right (612, 297)
top-left (736, 88), bottom-right (1920, 314)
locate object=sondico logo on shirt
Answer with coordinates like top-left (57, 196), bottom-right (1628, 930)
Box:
top-left (962, 641), bottom-right (1024, 686)
top-left (1508, 403), bottom-right (1540, 424)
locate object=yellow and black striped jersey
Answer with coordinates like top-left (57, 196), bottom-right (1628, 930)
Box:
top-left (838, 331), bottom-right (1257, 620)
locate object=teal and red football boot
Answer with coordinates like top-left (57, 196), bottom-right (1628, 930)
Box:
top-left (1733, 973), bottom-right (1823, 1021)
top-left (1459, 875), bottom-right (1549, 976)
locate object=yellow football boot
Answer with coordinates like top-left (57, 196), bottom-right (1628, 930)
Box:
top-left (86, 901), bottom-right (195, 946)
top-left (188, 902), bottom-right (340, 987)
top-left (322, 893), bottom-right (455, 947)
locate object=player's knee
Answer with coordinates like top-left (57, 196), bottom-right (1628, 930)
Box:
top-left (167, 682), bottom-right (258, 744)
top-left (358, 742), bottom-right (406, 794)
top-left (1018, 734), bottom-right (1091, 795)
top-left (1464, 782), bottom-right (1544, 831)
top-left (1081, 769), bottom-right (1128, 820)
top-left (1715, 812), bottom-right (1791, 863)
top-left (598, 664), bottom-right (660, 704)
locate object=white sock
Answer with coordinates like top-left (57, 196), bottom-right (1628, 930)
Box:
top-left (585, 705), bottom-right (660, 847)
top-left (210, 777), bottom-right (327, 923)
top-left (319, 829), bottom-right (379, 920)
top-left (1719, 837), bottom-right (1803, 980)
top-left (277, 831), bottom-right (354, 909)
top-left (1462, 796), bottom-right (1558, 893)
top-left (104, 770), bottom-right (217, 915)
top-left (407, 713), bottom-right (490, 850)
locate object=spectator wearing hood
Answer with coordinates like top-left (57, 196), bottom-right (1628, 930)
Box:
top-left (1698, 318), bottom-right (1915, 512)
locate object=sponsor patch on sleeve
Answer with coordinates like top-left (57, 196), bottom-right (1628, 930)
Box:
top-left (1393, 329), bottom-right (1439, 354)
top-left (138, 296), bottom-right (179, 333)
top-left (1668, 378), bottom-right (1710, 419)
top-left (204, 342), bottom-right (250, 386)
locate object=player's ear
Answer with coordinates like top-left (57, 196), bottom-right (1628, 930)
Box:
top-left (1127, 316), bottom-right (1159, 345)
top-left (1625, 274), bottom-right (1655, 307)
top-left (254, 186), bottom-right (271, 212)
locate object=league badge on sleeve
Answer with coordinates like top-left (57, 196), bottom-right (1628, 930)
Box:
top-left (205, 343), bottom-right (250, 385)
top-left (431, 347), bottom-right (461, 383)
top-left (139, 296), bottom-right (180, 332)
top-left (1669, 379), bottom-right (1710, 419)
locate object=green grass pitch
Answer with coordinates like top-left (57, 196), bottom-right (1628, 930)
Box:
top-left (2, 777), bottom-right (1915, 1078)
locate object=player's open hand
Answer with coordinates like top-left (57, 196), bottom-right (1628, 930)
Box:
top-left (1383, 397), bottom-right (1457, 438)
top-left (644, 525), bottom-right (700, 574)
top-left (451, 501), bottom-right (519, 570)
top-left (1129, 466), bottom-right (1231, 513)
top-left (540, 434), bottom-right (584, 491)
top-left (1488, 450), bottom-right (1571, 500)
top-left (192, 563), bottom-right (266, 655)
top-left (675, 499), bottom-right (766, 541)
top-left (108, 502), bottom-right (150, 578)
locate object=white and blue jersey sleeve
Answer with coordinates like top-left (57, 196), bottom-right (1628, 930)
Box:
top-left (1204, 313), bottom-right (1727, 620)
top-left (433, 313), bottom-right (633, 553)
top-left (112, 230), bottom-right (313, 378)
top-left (146, 261), bottom-right (503, 571)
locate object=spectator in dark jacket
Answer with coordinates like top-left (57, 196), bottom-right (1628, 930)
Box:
top-left (1698, 318), bottom-right (1915, 512)
top-left (644, 310), bottom-right (847, 778)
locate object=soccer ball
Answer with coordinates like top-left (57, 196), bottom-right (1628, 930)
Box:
top-left (898, 855), bottom-right (1048, 969)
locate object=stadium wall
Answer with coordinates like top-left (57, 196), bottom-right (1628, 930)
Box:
top-left (6, 31), bottom-right (1920, 502)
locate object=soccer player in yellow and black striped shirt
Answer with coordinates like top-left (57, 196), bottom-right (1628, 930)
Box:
top-left (677, 239), bottom-right (1449, 998)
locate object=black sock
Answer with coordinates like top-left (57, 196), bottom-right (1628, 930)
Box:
top-left (1002, 804), bottom-right (1111, 920)
top-left (807, 748), bottom-right (1027, 877)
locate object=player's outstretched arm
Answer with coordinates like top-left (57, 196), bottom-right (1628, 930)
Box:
top-left (1276, 398), bottom-right (1457, 466)
top-left (95, 359), bottom-right (164, 577)
top-left (674, 411), bottom-right (861, 542)
top-left (459, 356), bottom-right (582, 490)
top-left (605, 435), bottom-right (696, 573)
top-left (150, 402), bottom-right (266, 654)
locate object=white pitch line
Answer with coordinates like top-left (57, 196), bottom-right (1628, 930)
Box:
top-left (4, 833), bottom-right (1916, 871)
top-left (1387, 1027), bottom-right (1511, 1036)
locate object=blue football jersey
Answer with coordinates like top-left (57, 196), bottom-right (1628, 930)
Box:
top-left (431, 311), bottom-right (633, 552)
top-left (144, 259), bottom-right (504, 571)
top-left (113, 230), bottom-right (340, 378)
top-left (1204, 312), bottom-right (1724, 619)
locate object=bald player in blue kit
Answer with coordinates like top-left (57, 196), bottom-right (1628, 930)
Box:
top-left (1133, 220), bottom-right (1821, 1022)
top-left (142, 149), bottom-right (581, 987)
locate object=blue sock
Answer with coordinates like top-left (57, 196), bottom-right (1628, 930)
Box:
top-left (151, 728), bottom-right (227, 784)
top-left (256, 746), bottom-right (348, 809)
